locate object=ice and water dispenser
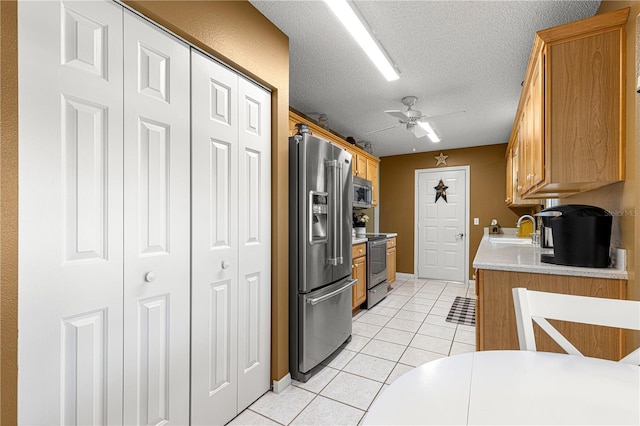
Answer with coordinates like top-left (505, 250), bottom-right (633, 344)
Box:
top-left (310, 192), bottom-right (328, 243)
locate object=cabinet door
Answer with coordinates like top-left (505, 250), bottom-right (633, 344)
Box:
top-left (387, 246), bottom-right (397, 284)
top-left (345, 147), bottom-right (357, 175)
top-left (191, 50), bottom-right (240, 424)
top-left (123, 11), bottom-right (190, 425)
top-left (367, 159), bottom-right (379, 206)
top-left (505, 148), bottom-right (514, 205)
top-left (530, 54), bottom-right (544, 188)
top-left (548, 28), bottom-right (622, 185)
top-left (356, 153), bottom-right (367, 178)
top-left (352, 256), bottom-right (367, 309)
top-left (18, 1), bottom-right (124, 423)
top-left (516, 121), bottom-right (527, 198)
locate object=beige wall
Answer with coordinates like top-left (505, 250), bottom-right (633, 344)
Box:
top-left (1, 1), bottom-right (289, 422)
top-left (1, 1), bottom-right (19, 423)
top-left (379, 144), bottom-right (528, 279)
top-left (573, 0), bottom-right (640, 357)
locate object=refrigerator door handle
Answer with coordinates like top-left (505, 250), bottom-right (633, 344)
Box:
top-left (306, 279), bottom-right (357, 306)
top-left (337, 162), bottom-right (343, 265)
top-left (326, 159), bottom-right (339, 266)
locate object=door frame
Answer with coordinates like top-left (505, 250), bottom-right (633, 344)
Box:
top-left (413, 165), bottom-right (470, 283)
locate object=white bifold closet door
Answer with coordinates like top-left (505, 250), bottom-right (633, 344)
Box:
top-left (122, 11), bottom-right (190, 426)
top-left (18, 1), bottom-right (125, 424)
top-left (190, 50), bottom-right (271, 425)
top-left (18, 1), bottom-right (190, 425)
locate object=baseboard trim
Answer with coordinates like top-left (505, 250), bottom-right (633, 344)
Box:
top-left (272, 372), bottom-right (291, 394)
top-left (395, 272), bottom-right (414, 281)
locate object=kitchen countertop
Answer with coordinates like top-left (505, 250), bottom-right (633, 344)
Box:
top-left (473, 229), bottom-right (627, 280)
top-left (367, 232), bottom-right (398, 238)
top-left (352, 232), bottom-right (398, 245)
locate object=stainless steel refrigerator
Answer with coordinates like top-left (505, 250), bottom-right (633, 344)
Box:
top-left (289, 126), bottom-right (356, 382)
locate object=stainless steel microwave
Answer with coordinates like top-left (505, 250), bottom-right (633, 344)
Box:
top-left (353, 176), bottom-right (372, 208)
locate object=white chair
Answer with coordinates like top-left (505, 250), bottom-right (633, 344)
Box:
top-left (512, 287), bottom-right (640, 365)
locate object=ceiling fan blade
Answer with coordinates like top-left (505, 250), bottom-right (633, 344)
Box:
top-left (363, 123), bottom-right (402, 135)
top-left (385, 110), bottom-right (409, 120)
top-left (419, 110), bottom-right (467, 122)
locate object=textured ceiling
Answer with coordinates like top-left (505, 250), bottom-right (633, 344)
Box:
top-left (250, 0), bottom-right (601, 157)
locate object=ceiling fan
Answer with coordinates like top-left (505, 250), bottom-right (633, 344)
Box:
top-left (365, 96), bottom-right (453, 142)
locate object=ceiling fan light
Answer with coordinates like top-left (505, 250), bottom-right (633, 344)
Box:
top-left (323, 0), bottom-right (400, 82)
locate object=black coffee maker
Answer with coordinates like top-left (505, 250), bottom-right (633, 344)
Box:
top-left (536, 205), bottom-right (612, 268)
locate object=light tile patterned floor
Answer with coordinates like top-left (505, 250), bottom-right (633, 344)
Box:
top-left (228, 276), bottom-right (476, 426)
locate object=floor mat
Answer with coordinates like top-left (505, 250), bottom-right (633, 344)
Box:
top-left (446, 296), bottom-right (476, 326)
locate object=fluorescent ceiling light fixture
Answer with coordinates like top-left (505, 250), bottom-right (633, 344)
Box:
top-left (418, 121), bottom-right (441, 143)
top-left (324, 0), bottom-right (400, 81)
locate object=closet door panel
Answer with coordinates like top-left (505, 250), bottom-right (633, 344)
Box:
top-left (18, 1), bottom-right (124, 424)
top-left (123, 11), bottom-right (190, 426)
top-left (191, 50), bottom-right (240, 425)
top-left (237, 78), bottom-right (272, 410)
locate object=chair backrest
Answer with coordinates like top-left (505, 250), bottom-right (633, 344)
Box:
top-left (512, 287), bottom-right (640, 365)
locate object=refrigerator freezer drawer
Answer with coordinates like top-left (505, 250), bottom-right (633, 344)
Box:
top-left (298, 278), bottom-right (355, 374)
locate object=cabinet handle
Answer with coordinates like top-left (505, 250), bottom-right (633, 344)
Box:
top-left (222, 260), bottom-right (230, 269)
top-left (144, 271), bottom-right (157, 283)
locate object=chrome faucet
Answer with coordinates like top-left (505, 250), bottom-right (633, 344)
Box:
top-left (516, 215), bottom-right (537, 242)
top-left (516, 215), bottom-right (535, 229)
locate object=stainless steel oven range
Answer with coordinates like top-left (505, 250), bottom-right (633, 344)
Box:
top-left (366, 235), bottom-right (388, 308)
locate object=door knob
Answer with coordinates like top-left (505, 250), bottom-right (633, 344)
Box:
top-left (456, 233), bottom-right (464, 238)
top-left (222, 260), bottom-right (230, 269)
top-left (144, 271), bottom-right (157, 283)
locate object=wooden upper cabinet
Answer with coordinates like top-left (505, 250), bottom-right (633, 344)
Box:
top-left (366, 158), bottom-right (378, 206)
top-left (507, 7), bottom-right (628, 199)
top-left (506, 143), bottom-right (539, 207)
top-left (354, 152), bottom-right (367, 178)
top-left (289, 109), bottom-right (381, 205)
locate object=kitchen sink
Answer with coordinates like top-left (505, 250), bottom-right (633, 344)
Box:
top-left (488, 237), bottom-right (532, 245)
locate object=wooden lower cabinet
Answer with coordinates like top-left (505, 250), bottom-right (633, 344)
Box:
top-left (476, 269), bottom-right (626, 361)
top-left (386, 237), bottom-right (397, 285)
top-left (352, 243), bottom-right (367, 310)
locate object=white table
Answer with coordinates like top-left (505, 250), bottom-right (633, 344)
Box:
top-left (364, 351), bottom-right (640, 425)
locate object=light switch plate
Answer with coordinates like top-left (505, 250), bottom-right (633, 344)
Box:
top-left (473, 218), bottom-right (479, 225)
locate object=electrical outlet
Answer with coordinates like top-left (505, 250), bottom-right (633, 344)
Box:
top-left (473, 218), bottom-right (479, 225)
top-left (610, 247), bottom-right (627, 270)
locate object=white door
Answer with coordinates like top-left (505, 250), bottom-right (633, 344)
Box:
top-left (190, 50), bottom-right (271, 425)
top-left (416, 167), bottom-right (468, 282)
top-left (123, 11), bottom-right (190, 425)
top-left (18, 1), bottom-right (125, 424)
top-left (190, 50), bottom-right (240, 425)
top-left (236, 75), bottom-right (271, 411)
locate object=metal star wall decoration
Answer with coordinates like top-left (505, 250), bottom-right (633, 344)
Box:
top-left (435, 152), bottom-right (448, 166)
top-left (434, 179), bottom-right (448, 203)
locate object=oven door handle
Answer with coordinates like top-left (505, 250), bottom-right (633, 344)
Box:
top-left (370, 239), bottom-right (388, 247)
top-left (306, 279), bottom-right (357, 306)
